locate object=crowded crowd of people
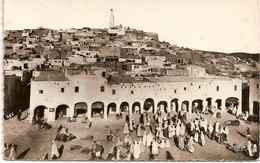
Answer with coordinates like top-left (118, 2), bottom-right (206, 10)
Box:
top-left (4, 105), bottom-right (258, 160)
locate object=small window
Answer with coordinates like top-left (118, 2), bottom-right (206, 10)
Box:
top-left (257, 84), bottom-right (259, 89)
top-left (174, 89), bottom-right (177, 93)
top-left (234, 85), bottom-right (237, 91)
top-left (39, 90), bottom-right (43, 94)
top-left (61, 88), bottom-right (65, 93)
top-left (184, 87), bottom-right (186, 91)
top-left (75, 86), bottom-right (79, 92)
top-left (216, 86), bottom-right (219, 91)
top-left (131, 91), bottom-right (134, 94)
top-left (199, 85), bottom-right (201, 89)
top-left (112, 90), bottom-right (116, 94)
top-left (101, 86), bottom-right (105, 92)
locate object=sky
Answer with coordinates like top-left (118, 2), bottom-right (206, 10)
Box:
top-left (3, 0), bottom-right (260, 53)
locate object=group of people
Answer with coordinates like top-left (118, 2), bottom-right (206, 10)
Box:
top-left (105, 104), bottom-right (260, 160)
top-left (91, 140), bottom-right (104, 160)
top-left (56, 125), bottom-right (76, 142)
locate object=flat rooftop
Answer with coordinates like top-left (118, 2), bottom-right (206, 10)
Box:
top-left (146, 75), bottom-right (236, 83)
top-left (34, 71), bottom-right (239, 83)
top-left (34, 71), bottom-right (69, 81)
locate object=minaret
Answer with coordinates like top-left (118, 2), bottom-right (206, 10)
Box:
top-left (109, 9), bottom-right (115, 28)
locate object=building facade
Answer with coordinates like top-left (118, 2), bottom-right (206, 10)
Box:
top-left (29, 72), bottom-right (242, 122)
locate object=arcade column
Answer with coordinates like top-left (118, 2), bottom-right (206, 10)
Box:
top-left (103, 103), bottom-right (108, 119)
top-left (221, 99), bottom-right (226, 111)
top-left (202, 100), bottom-right (207, 112)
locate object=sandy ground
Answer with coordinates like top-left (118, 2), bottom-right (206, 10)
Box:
top-left (3, 111), bottom-right (259, 161)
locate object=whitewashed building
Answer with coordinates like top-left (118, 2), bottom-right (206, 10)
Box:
top-left (29, 71), bottom-right (242, 122)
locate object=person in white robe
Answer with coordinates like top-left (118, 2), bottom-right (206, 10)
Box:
top-left (147, 115), bottom-right (151, 126)
top-left (235, 106), bottom-right (241, 116)
top-left (243, 111), bottom-right (249, 120)
top-left (123, 122), bottom-right (129, 135)
top-left (190, 121), bottom-right (195, 131)
top-left (208, 121), bottom-right (213, 138)
top-left (176, 124), bottom-right (180, 137)
top-left (152, 140), bottom-right (159, 155)
top-left (200, 131), bottom-right (205, 146)
top-left (133, 141), bottom-right (141, 159)
top-left (147, 132), bottom-right (153, 147)
top-left (203, 119), bottom-right (208, 132)
top-left (188, 137), bottom-right (195, 153)
top-left (252, 144), bottom-right (258, 157)
top-left (129, 119), bottom-right (134, 131)
top-left (8, 144), bottom-right (17, 160)
top-left (143, 131), bottom-right (147, 146)
top-left (143, 115), bottom-right (147, 126)
top-left (194, 132), bottom-right (199, 143)
top-left (247, 141), bottom-right (253, 157)
top-left (178, 135), bottom-right (185, 150)
top-left (139, 139), bottom-right (145, 153)
top-left (51, 140), bottom-right (60, 159)
top-left (180, 122), bottom-right (186, 136)
top-left (214, 120), bottom-right (220, 133)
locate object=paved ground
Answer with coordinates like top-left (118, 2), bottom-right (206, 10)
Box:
top-left (3, 111), bottom-right (259, 161)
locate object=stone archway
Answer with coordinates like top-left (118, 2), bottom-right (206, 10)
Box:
top-left (132, 102), bottom-right (141, 114)
top-left (74, 102), bottom-right (88, 117)
top-left (225, 97), bottom-right (239, 115)
top-left (182, 100), bottom-right (189, 112)
top-left (144, 98), bottom-right (154, 113)
top-left (171, 99), bottom-right (179, 112)
top-left (56, 104), bottom-right (69, 120)
top-left (91, 102), bottom-right (104, 118)
top-left (158, 101), bottom-right (168, 113)
top-left (34, 105), bottom-right (48, 120)
top-left (120, 102), bottom-right (129, 113)
top-left (206, 98), bottom-right (213, 108)
top-left (192, 99), bottom-right (203, 113)
top-left (215, 99), bottom-right (222, 110)
top-left (107, 103), bottom-right (117, 115)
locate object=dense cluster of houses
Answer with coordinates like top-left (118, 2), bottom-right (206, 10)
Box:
top-left (3, 9), bottom-right (259, 120)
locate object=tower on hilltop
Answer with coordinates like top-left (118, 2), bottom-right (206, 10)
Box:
top-left (109, 9), bottom-right (115, 28)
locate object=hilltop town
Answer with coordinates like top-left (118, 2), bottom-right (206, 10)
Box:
top-left (3, 9), bottom-right (259, 161)
top-left (3, 9), bottom-right (259, 117)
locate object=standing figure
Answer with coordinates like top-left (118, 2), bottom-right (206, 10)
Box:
top-left (123, 122), bottom-right (129, 135)
top-left (8, 144), bottom-right (17, 160)
top-left (200, 131), bottom-right (205, 146)
top-left (133, 141), bottom-right (141, 159)
top-left (188, 136), bottom-right (195, 153)
top-left (247, 141), bottom-right (253, 157)
top-left (194, 132), bottom-right (199, 143)
top-left (152, 140), bottom-right (159, 155)
top-left (51, 140), bottom-right (60, 160)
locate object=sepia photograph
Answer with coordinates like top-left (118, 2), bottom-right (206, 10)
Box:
top-left (1, 0), bottom-right (260, 161)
